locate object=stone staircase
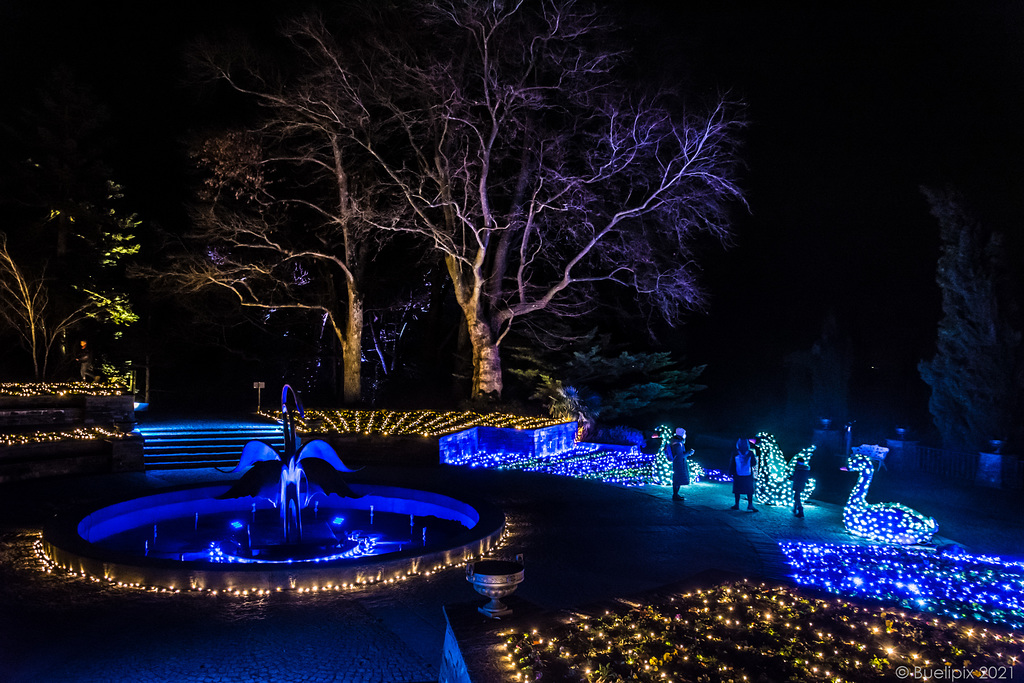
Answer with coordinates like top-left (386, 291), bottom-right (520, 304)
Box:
top-left (137, 422), bottom-right (286, 470)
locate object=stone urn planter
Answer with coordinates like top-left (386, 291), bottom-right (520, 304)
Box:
top-left (467, 558), bottom-right (524, 618)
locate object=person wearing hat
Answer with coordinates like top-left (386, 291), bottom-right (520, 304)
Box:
top-left (669, 427), bottom-right (694, 501)
top-left (730, 438), bottom-right (758, 512)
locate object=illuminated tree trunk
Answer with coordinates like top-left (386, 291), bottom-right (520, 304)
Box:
top-left (447, 253), bottom-right (503, 398)
top-left (341, 288), bottom-right (363, 404)
top-left (467, 319), bottom-right (502, 399)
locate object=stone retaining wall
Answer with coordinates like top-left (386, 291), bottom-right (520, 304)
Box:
top-left (0, 392), bottom-right (142, 483)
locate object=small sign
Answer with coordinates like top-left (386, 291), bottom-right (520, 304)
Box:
top-left (253, 382), bottom-right (265, 389)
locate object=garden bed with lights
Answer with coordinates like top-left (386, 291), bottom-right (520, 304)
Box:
top-left (498, 580), bottom-right (1023, 683)
top-left (0, 383), bottom-right (135, 428)
top-left (0, 383), bottom-right (141, 482)
top-left (0, 431), bottom-right (142, 484)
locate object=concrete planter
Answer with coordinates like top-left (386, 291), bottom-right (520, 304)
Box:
top-left (467, 559), bottom-right (524, 618)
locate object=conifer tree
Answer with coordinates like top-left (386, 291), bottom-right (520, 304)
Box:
top-left (918, 188), bottom-right (1022, 451)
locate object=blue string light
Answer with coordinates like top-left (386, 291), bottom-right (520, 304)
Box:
top-left (782, 541), bottom-right (1024, 630)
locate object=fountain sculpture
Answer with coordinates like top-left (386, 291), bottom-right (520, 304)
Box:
top-left (41, 386), bottom-right (504, 592)
top-left (216, 385), bottom-right (362, 551)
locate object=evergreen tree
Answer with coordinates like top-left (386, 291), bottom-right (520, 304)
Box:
top-left (918, 188), bottom-right (1023, 451)
top-left (509, 329), bottom-right (706, 424)
top-left (0, 68), bottom-right (142, 380)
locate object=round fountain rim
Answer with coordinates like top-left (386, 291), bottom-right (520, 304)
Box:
top-left (42, 481), bottom-right (505, 593)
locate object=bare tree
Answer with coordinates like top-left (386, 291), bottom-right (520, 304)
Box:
top-left (282, 0), bottom-right (746, 398)
top-left (182, 0), bottom-right (745, 401)
top-left (0, 234), bottom-right (99, 379)
top-left (174, 34), bottom-right (406, 403)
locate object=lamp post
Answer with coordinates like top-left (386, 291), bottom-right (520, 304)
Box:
top-left (253, 382), bottom-right (265, 412)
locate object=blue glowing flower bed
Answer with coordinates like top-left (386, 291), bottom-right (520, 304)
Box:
top-left (781, 542), bottom-right (1024, 629)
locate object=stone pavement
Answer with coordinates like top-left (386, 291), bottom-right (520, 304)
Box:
top-left (0, 463), bottom-right (1019, 682)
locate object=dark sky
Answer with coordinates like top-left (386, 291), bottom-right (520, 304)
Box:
top-left (2, 2), bottom-right (1022, 435)
top-left (622, 3), bottom-right (1024, 435)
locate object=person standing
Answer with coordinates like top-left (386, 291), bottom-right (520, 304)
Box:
top-left (730, 438), bottom-right (758, 512)
top-left (790, 456), bottom-right (811, 517)
top-left (669, 428), bottom-right (693, 501)
top-left (75, 340), bottom-right (98, 382)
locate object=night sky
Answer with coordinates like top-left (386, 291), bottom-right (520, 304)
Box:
top-left (2, 2), bottom-right (1021, 438)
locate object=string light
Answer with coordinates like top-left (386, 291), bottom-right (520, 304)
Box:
top-left (445, 440), bottom-right (658, 486)
top-left (842, 448), bottom-right (938, 544)
top-left (0, 426), bottom-right (129, 446)
top-left (0, 381), bottom-right (128, 397)
top-left (753, 432), bottom-right (816, 507)
top-left (259, 408), bottom-right (566, 438)
top-left (32, 527), bottom-right (517, 599)
top-left (503, 580), bottom-right (1024, 682)
top-left (782, 541), bottom-right (1024, 629)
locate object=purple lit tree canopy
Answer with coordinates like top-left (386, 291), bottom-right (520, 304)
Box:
top-left (168, 0), bottom-right (746, 401)
top-left (269, 0), bottom-right (745, 399)
top-left (362, 0), bottom-right (746, 398)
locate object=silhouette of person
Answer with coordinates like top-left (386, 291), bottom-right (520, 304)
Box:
top-left (669, 427), bottom-right (693, 501)
top-left (791, 456), bottom-right (812, 518)
top-left (730, 438), bottom-right (758, 512)
top-left (76, 340), bottom-right (98, 382)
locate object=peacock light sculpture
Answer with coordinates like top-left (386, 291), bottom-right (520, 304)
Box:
top-left (651, 424), bottom-right (703, 485)
top-left (842, 445), bottom-right (938, 545)
top-left (651, 424), bottom-right (674, 485)
top-left (752, 432), bottom-right (816, 506)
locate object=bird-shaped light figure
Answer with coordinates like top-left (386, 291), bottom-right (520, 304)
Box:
top-left (217, 385), bottom-right (361, 544)
top-left (752, 432), bottom-right (816, 506)
top-left (842, 445), bottom-right (937, 545)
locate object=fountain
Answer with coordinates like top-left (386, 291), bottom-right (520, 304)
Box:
top-left (41, 386), bottom-right (504, 592)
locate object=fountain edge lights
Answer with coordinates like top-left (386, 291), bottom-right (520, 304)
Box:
top-left (39, 482), bottom-right (508, 596)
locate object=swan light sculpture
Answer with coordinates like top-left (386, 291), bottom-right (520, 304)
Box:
top-left (842, 445), bottom-right (938, 545)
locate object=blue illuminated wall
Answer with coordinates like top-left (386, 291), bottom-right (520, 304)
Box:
top-left (439, 422), bottom-right (659, 485)
top-left (440, 422), bottom-right (578, 465)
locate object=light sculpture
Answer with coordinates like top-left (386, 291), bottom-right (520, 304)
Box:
top-left (218, 385), bottom-right (361, 544)
top-left (651, 424), bottom-right (674, 485)
top-left (687, 458), bottom-right (703, 484)
top-left (752, 432), bottom-right (815, 506)
top-left (782, 541), bottom-right (1024, 629)
top-left (842, 446), bottom-right (938, 545)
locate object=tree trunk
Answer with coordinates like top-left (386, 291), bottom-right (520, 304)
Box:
top-left (466, 315), bottom-right (502, 398)
top-left (446, 253), bottom-right (503, 399)
top-left (341, 288), bottom-right (363, 405)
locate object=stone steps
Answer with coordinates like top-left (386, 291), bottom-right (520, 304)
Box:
top-left (138, 425), bottom-right (285, 469)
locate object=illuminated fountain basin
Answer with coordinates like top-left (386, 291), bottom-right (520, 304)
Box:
top-left (42, 482), bottom-right (503, 592)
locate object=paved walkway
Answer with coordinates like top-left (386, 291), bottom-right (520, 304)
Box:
top-left (0, 464), bottom-right (1019, 682)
